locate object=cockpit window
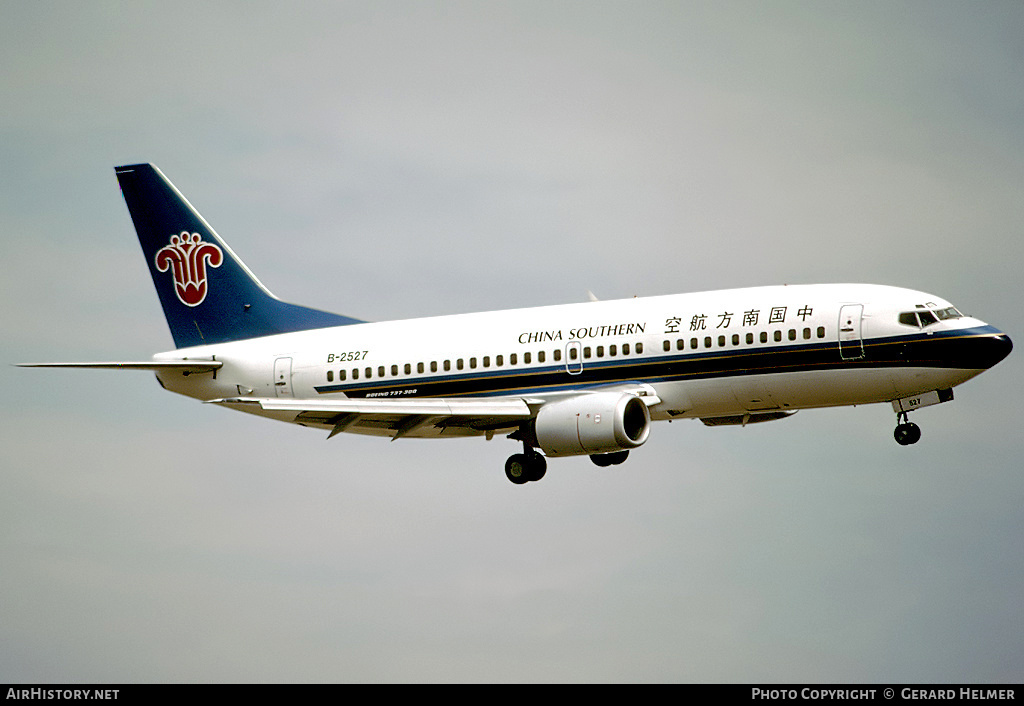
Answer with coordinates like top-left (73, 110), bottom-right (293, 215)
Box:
top-left (899, 312), bottom-right (921, 327)
top-left (898, 305), bottom-right (963, 328)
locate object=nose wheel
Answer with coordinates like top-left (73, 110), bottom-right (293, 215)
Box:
top-left (894, 411), bottom-right (922, 446)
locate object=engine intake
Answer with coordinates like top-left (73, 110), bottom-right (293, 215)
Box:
top-left (535, 392), bottom-right (651, 457)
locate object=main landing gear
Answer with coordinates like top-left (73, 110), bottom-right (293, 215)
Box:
top-left (505, 448), bottom-right (547, 484)
top-left (893, 411), bottom-right (922, 446)
top-left (590, 450), bottom-right (629, 467)
top-left (504, 447), bottom-right (633, 484)
top-left (503, 426), bottom-right (633, 484)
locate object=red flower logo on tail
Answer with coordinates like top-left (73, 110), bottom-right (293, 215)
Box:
top-left (155, 232), bottom-right (224, 307)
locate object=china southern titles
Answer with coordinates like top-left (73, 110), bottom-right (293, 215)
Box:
top-left (517, 323), bottom-right (646, 344)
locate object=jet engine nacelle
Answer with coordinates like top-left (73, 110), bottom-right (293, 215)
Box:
top-left (535, 392), bottom-right (651, 457)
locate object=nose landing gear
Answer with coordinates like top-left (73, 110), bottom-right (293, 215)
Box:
top-left (893, 411), bottom-right (922, 446)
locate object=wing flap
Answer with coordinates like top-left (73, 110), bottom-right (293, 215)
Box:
top-left (224, 397), bottom-right (532, 417)
top-left (210, 396), bottom-right (533, 439)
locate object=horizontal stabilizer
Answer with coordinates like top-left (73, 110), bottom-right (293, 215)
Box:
top-left (18, 360), bottom-right (223, 373)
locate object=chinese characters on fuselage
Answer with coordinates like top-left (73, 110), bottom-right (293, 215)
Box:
top-left (666, 305), bottom-right (814, 334)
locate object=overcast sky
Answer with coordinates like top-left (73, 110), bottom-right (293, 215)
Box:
top-left (2, 1), bottom-right (1022, 683)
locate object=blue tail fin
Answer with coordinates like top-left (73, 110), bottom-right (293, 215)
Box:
top-left (115, 164), bottom-right (362, 348)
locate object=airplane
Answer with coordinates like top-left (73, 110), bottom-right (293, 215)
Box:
top-left (21, 164), bottom-right (1013, 484)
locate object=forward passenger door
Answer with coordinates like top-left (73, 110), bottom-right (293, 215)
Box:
top-left (838, 305), bottom-right (865, 360)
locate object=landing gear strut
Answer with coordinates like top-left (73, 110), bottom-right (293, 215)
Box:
top-left (893, 411), bottom-right (922, 446)
top-left (505, 425), bottom-right (548, 484)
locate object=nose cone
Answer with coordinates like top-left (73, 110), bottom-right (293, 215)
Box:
top-left (976, 331), bottom-right (1012, 369)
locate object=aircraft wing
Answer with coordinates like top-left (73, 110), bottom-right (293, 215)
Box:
top-left (209, 396), bottom-right (535, 440)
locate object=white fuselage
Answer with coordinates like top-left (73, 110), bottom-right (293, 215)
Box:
top-left (152, 283), bottom-right (1006, 438)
